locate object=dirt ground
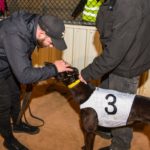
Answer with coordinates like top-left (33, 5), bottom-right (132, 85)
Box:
top-left (0, 80), bottom-right (150, 150)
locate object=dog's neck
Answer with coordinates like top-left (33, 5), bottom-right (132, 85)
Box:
top-left (68, 79), bottom-right (80, 89)
top-left (68, 80), bottom-right (95, 104)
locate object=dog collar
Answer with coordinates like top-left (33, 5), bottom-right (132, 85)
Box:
top-left (68, 79), bottom-right (80, 89)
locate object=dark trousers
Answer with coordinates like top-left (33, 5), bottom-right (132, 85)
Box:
top-left (0, 74), bottom-right (21, 140)
top-left (100, 73), bottom-right (140, 150)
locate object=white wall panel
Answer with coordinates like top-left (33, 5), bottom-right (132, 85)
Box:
top-left (63, 24), bottom-right (102, 71)
top-left (85, 29), bottom-right (101, 67)
top-left (72, 28), bottom-right (87, 70)
top-left (63, 26), bottom-right (74, 64)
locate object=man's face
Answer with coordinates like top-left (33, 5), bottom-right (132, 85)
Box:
top-left (36, 25), bottom-right (54, 48)
top-left (37, 34), bottom-right (53, 48)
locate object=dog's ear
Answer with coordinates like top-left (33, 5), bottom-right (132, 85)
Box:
top-left (72, 67), bottom-right (79, 78)
top-left (69, 67), bottom-right (79, 82)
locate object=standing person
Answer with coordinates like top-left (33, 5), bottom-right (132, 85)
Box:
top-left (71, 0), bottom-right (104, 22)
top-left (0, 0), bottom-right (5, 16)
top-left (0, 10), bottom-right (72, 150)
top-left (79, 0), bottom-right (150, 150)
top-left (0, 0), bottom-right (9, 17)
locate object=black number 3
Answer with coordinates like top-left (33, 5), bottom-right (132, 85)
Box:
top-left (105, 94), bottom-right (117, 115)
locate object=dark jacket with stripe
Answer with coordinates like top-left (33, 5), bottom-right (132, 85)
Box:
top-left (0, 11), bottom-right (57, 84)
top-left (81, 0), bottom-right (150, 80)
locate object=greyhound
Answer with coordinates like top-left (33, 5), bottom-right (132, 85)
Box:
top-left (56, 67), bottom-right (150, 150)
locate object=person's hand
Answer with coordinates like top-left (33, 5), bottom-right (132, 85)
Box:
top-left (79, 74), bottom-right (87, 84)
top-left (54, 60), bottom-right (72, 72)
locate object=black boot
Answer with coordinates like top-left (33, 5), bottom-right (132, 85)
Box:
top-left (3, 136), bottom-right (29, 150)
top-left (13, 122), bottom-right (40, 135)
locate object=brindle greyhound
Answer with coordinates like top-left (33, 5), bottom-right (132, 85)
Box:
top-left (56, 67), bottom-right (150, 150)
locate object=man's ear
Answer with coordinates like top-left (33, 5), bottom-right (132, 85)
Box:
top-left (36, 25), bottom-right (45, 39)
top-left (36, 25), bottom-right (40, 39)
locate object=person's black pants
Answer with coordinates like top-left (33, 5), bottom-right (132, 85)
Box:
top-left (0, 74), bottom-right (21, 140)
top-left (100, 73), bottom-right (140, 150)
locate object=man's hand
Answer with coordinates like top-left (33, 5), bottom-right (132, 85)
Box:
top-left (79, 74), bottom-right (87, 84)
top-left (54, 60), bottom-right (72, 72)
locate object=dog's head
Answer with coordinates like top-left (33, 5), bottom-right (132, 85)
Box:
top-left (56, 67), bottom-right (95, 104)
top-left (56, 67), bottom-right (79, 86)
top-left (44, 62), bottom-right (79, 86)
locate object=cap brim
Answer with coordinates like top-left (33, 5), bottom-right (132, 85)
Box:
top-left (51, 38), bottom-right (67, 50)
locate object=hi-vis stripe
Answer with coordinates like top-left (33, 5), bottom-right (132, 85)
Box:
top-left (83, 11), bottom-right (97, 17)
top-left (84, 5), bottom-right (100, 11)
top-left (82, 0), bottom-right (104, 22)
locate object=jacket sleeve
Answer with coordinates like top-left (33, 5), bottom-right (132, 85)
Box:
top-left (3, 33), bottom-right (58, 84)
top-left (81, 0), bottom-right (142, 81)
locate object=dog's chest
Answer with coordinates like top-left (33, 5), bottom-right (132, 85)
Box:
top-left (80, 88), bottom-right (135, 127)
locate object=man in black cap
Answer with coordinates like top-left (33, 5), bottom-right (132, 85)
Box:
top-left (0, 10), bottom-right (71, 150)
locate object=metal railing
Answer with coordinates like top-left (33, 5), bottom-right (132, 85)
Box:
top-left (2, 0), bottom-right (97, 26)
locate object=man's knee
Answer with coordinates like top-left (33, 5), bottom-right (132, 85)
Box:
top-left (111, 127), bottom-right (133, 150)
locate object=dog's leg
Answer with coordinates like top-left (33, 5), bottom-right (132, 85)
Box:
top-left (80, 108), bottom-right (98, 150)
top-left (84, 132), bottom-right (95, 150)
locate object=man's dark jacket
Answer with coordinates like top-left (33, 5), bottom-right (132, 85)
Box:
top-left (81, 0), bottom-right (150, 80)
top-left (0, 11), bottom-right (57, 84)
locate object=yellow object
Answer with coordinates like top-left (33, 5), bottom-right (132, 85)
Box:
top-left (82, 0), bottom-right (104, 22)
top-left (68, 79), bottom-right (81, 89)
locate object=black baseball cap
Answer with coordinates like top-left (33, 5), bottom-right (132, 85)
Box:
top-left (38, 15), bottom-right (67, 50)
